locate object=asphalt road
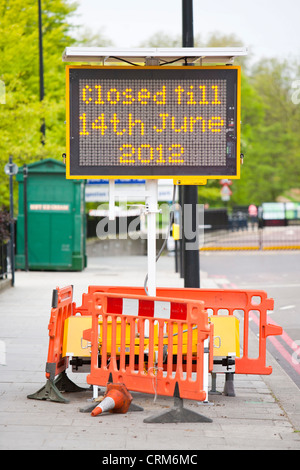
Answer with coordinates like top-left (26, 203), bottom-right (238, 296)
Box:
top-left (200, 250), bottom-right (300, 388)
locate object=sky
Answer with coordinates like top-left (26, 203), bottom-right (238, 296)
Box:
top-left (69, 0), bottom-right (300, 64)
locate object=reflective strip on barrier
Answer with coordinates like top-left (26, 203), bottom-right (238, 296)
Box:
top-left (106, 296), bottom-right (187, 320)
top-left (75, 292), bottom-right (187, 321)
top-left (85, 292), bottom-right (211, 402)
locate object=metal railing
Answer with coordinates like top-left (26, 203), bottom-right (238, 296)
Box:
top-left (201, 205), bottom-right (300, 250)
top-left (0, 241), bottom-right (9, 279)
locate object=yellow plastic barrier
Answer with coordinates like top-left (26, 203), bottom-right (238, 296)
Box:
top-left (211, 316), bottom-right (240, 358)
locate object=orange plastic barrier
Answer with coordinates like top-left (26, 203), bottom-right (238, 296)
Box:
top-left (84, 292), bottom-right (211, 402)
top-left (28, 285), bottom-right (89, 403)
top-left (45, 285), bottom-right (74, 380)
top-left (76, 286), bottom-right (282, 376)
top-left (42, 284), bottom-right (282, 384)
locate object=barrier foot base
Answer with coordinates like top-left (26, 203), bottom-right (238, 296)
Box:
top-left (143, 383), bottom-right (212, 424)
top-left (129, 402), bottom-right (144, 412)
top-left (54, 371), bottom-right (88, 394)
top-left (223, 372), bottom-right (236, 397)
top-left (80, 401), bottom-right (99, 413)
top-left (27, 379), bottom-right (70, 404)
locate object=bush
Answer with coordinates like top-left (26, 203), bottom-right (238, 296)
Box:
top-left (0, 209), bottom-right (11, 244)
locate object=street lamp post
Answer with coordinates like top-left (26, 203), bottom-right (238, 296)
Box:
top-left (38, 0), bottom-right (45, 144)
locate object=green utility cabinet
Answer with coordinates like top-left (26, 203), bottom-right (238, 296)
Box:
top-left (16, 159), bottom-right (87, 271)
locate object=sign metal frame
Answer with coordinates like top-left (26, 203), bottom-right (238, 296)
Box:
top-left (66, 65), bottom-right (241, 183)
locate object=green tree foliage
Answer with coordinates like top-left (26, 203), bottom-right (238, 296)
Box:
top-left (141, 31), bottom-right (300, 207)
top-left (0, 10), bottom-right (299, 209)
top-left (233, 59), bottom-right (300, 206)
top-left (74, 26), bottom-right (114, 47)
top-left (0, 208), bottom-right (10, 243)
top-left (139, 30), bottom-right (202, 48)
top-left (0, 0), bottom-right (77, 206)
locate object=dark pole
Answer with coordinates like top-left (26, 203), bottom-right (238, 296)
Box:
top-left (179, 185), bottom-right (184, 278)
top-left (38, 0), bottom-right (45, 144)
top-left (182, 0), bottom-right (194, 48)
top-left (182, 0), bottom-right (200, 288)
top-left (23, 165), bottom-right (29, 271)
top-left (9, 156), bottom-right (15, 287)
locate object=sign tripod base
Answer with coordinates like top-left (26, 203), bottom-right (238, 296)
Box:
top-left (27, 371), bottom-right (87, 404)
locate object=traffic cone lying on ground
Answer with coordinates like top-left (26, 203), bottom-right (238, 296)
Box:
top-left (91, 382), bottom-right (133, 417)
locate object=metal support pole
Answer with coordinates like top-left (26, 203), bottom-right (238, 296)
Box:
top-left (8, 156), bottom-right (15, 286)
top-left (203, 338), bottom-right (209, 402)
top-left (182, 0), bottom-right (200, 288)
top-left (175, 240), bottom-right (179, 273)
top-left (23, 165), bottom-right (29, 271)
top-left (108, 180), bottom-right (115, 221)
top-left (182, 0), bottom-right (194, 48)
top-left (178, 186), bottom-right (184, 278)
top-left (38, 0), bottom-right (45, 144)
top-left (183, 186), bottom-right (200, 287)
top-left (145, 180), bottom-right (158, 297)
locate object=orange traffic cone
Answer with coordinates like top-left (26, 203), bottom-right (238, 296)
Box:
top-left (91, 383), bottom-right (132, 417)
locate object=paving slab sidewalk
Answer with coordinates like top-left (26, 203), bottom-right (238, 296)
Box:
top-left (0, 255), bottom-right (299, 450)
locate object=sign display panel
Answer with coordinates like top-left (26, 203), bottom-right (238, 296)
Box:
top-left (66, 66), bottom-right (240, 180)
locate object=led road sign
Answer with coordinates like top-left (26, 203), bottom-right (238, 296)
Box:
top-left (66, 66), bottom-right (240, 180)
